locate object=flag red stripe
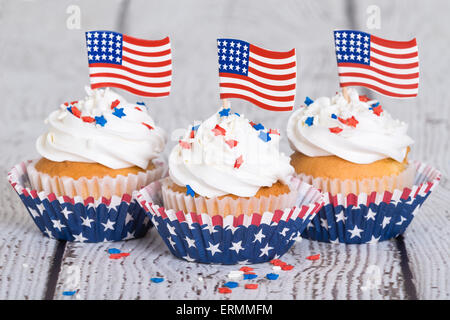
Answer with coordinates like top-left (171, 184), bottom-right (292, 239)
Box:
top-left (247, 67), bottom-right (296, 80)
top-left (122, 46), bottom-right (171, 57)
top-left (90, 73), bottom-right (171, 87)
top-left (248, 57), bottom-right (296, 70)
top-left (250, 44), bottom-right (296, 59)
top-left (219, 72), bottom-right (296, 91)
top-left (370, 56), bottom-right (419, 69)
top-left (89, 63), bottom-right (172, 77)
top-left (371, 47), bottom-right (418, 59)
top-left (338, 72), bottom-right (419, 89)
top-left (91, 83), bottom-right (170, 97)
top-left (340, 83), bottom-right (417, 98)
top-left (122, 35), bottom-right (170, 47)
top-left (338, 63), bottom-right (419, 79)
top-left (371, 35), bottom-right (417, 49)
top-left (121, 56), bottom-right (172, 67)
top-left (220, 83), bottom-right (295, 101)
top-left (220, 93), bottom-right (293, 111)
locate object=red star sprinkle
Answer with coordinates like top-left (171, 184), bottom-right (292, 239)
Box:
top-left (82, 116), bottom-right (95, 123)
top-left (269, 129), bottom-right (280, 135)
top-left (110, 99), bottom-right (120, 109)
top-left (270, 259), bottom-right (286, 266)
top-left (338, 116), bottom-right (359, 127)
top-left (212, 124), bottom-right (226, 136)
top-left (372, 105), bottom-right (383, 116)
top-left (71, 106), bottom-right (81, 118)
top-left (239, 266), bottom-right (254, 272)
top-left (225, 139), bottom-right (238, 148)
top-left (281, 264), bottom-right (294, 271)
top-left (249, 121), bottom-right (256, 127)
top-left (109, 254), bottom-right (123, 259)
top-left (306, 254), bottom-right (320, 261)
top-left (142, 122), bottom-right (154, 130)
top-left (245, 284), bottom-right (258, 290)
top-left (234, 155), bottom-right (243, 169)
top-left (135, 107), bottom-right (142, 111)
top-left (359, 95), bottom-right (369, 102)
top-left (64, 102), bottom-right (69, 106)
top-left (179, 140), bottom-right (191, 149)
top-left (190, 130), bottom-right (195, 139)
top-left (218, 287), bottom-right (232, 294)
top-left (329, 127), bottom-right (343, 134)
top-left (70, 100), bottom-right (78, 105)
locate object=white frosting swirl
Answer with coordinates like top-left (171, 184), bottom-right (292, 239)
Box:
top-left (36, 87), bottom-right (166, 169)
top-left (287, 88), bottom-right (414, 164)
top-left (169, 106), bottom-right (294, 198)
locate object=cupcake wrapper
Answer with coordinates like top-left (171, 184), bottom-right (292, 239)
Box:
top-left (301, 161), bottom-right (441, 244)
top-left (27, 159), bottom-right (167, 199)
top-left (7, 160), bottom-right (167, 242)
top-left (136, 177), bottom-right (324, 264)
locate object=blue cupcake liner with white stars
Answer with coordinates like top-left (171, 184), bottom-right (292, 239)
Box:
top-left (301, 162), bottom-right (441, 244)
top-left (7, 161), bottom-right (154, 242)
top-left (136, 179), bottom-right (324, 264)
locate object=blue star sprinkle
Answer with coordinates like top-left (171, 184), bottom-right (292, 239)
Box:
top-left (304, 97), bottom-right (314, 106)
top-left (136, 101), bottom-right (146, 106)
top-left (266, 273), bottom-right (279, 280)
top-left (95, 115), bottom-right (107, 127)
top-left (108, 248), bottom-right (121, 254)
top-left (112, 107), bottom-right (126, 118)
top-left (258, 131), bottom-right (271, 142)
top-left (234, 112), bottom-right (240, 117)
top-left (192, 125), bottom-right (200, 132)
top-left (150, 277), bottom-right (164, 283)
top-left (253, 123), bottom-right (265, 131)
top-left (62, 290), bottom-right (77, 296)
top-left (369, 102), bottom-right (379, 110)
top-left (331, 113), bottom-right (337, 119)
top-left (243, 274), bottom-right (258, 280)
top-left (186, 185), bottom-right (195, 197)
top-left (219, 108), bottom-right (231, 117)
top-left (224, 281), bottom-right (238, 288)
top-left (305, 117), bottom-right (314, 126)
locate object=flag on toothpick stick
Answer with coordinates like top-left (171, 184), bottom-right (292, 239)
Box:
top-left (334, 30), bottom-right (419, 98)
top-left (217, 38), bottom-right (297, 111)
top-left (85, 30), bottom-right (172, 97)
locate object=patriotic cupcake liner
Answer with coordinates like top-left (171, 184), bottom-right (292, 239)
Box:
top-left (136, 177), bottom-right (324, 264)
top-left (301, 161), bottom-right (441, 244)
top-left (7, 160), bottom-right (167, 242)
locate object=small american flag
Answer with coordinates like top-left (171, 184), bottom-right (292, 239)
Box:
top-left (334, 30), bottom-right (419, 98)
top-left (217, 38), bottom-right (297, 111)
top-left (85, 30), bottom-right (172, 97)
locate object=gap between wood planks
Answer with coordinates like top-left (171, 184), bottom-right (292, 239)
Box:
top-left (43, 0), bottom-right (419, 300)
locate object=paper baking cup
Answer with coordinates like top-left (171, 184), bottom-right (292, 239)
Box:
top-left (136, 177), bottom-right (324, 264)
top-left (301, 161), bottom-right (441, 244)
top-left (7, 160), bottom-right (167, 242)
top-left (27, 159), bottom-right (166, 199)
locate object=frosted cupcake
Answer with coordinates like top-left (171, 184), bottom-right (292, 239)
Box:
top-left (165, 105), bottom-right (296, 216)
top-left (29, 87), bottom-right (167, 198)
top-left (287, 88), bottom-right (441, 244)
top-left (7, 87), bottom-right (167, 242)
top-left (287, 88), bottom-right (415, 195)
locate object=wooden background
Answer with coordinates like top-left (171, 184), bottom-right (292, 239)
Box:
top-left (0, 0), bottom-right (448, 300)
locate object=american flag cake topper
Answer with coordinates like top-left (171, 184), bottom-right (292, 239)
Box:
top-left (85, 30), bottom-right (172, 97)
top-left (217, 38), bottom-right (297, 111)
top-left (334, 30), bottom-right (419, 98)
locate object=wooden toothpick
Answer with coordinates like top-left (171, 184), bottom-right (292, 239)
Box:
top-left (342, 87), bottom-right (351, 103)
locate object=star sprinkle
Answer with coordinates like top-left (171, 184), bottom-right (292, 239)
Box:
top-left (243, 273), bottom-right (258, 280)
top-left (225, 139), bottom-right (238, 148)
top-left (95, 115), bottom-right (107, 127)
top-left (62, 290), bottom-right (77, 296)
top-left (372, 105), bottom-right (383, 116)
top-left (245, 284), bottom-right (258, 290)
top-left (136, 101), bottom-right (146, 106)
top-left (305, 116), bottom-right (314, 126)
top-left (190, 130), bottom-right (195, 139)
top-left (239, 266), bottom-right (254, 272)
top-left (281, 264), bottom-right (294, 271)
top-left (224, 281), bottom-right (238, 288)
top-left (218, 287), bottom-right (232, 294)
top-left (109, 252), bottom-right (130, 259)
top-left (135, 107), bottom-right (143, 111)
top-left (110, 99), bottom-right (120, 109)
top-left (306, 254), bottom-right (320, 261)
top-left (258, 131), bottom-right (271, 142)
top-left (266, 273), bottom-right (279, 280)
top-left (234, 155), bottom-right (243, 169)
top-left (150, 277), bottom-right (164, 283)
top-left (329, 127), bottom-right (343, 134)
top-left (269, 129), bottom-right (280, 135)
top-left (304, 96), bottom-right (314, 106)
top-left (338, 116), bottom-right (359, 127)
top-left (252, 123), bottom-right (265, 131)
top-left (112, 107), bottom-right (126, 118)
top-left (179, 140), bottom-right (191, 149)
top-left (331, 113), bottom-right (337, 119)
top-left (212, 124), bottom-right (226, 136)
top-left (70, 106), bottom-right (81, 118)
top-left (186, 185), bottom-right (195, 197)
top-left (359, 95), bottom-right (369, 102)
top-left (142, 122), bottom-right (154, 130)
top-left (82, 116), bottom-right (95, 123)
top-left (192, 125), bottom-right (200, 131)
top-left (219, 108), bottom-right (231, 117)
top-left (108, 248), bottom-right (121, 254)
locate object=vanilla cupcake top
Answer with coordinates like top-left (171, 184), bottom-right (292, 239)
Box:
top-left (169, 104), bottom-right (294, 198)
top-left (287, 88), bottom-right (414, 164)
top-left (36, 87), bottom-right (166, 170)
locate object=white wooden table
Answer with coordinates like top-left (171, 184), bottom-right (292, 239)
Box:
top-left (0, 0), bottom-right (449, 300)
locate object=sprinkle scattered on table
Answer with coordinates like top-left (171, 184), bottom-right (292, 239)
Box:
top-left (150, 277), bottom-right (164, 283)
top-left (243, 273), bottom-right (258, 280)
top-left (245, 284), bottom-right (258, 290)
top-left (306, 254), bottom-right (321, 261)
top-left (224, 281), bottom-right (238, 288)
top-left (108, 248), bottom-right (121, 254)
top-left (266, 273), bottom-right (279, 280)
top-left (239, 266), bottom-right (254, 272)
top-left (62, 290), bottom-right (77, 296)
top-left (218, 287), bottom-right (232, 294)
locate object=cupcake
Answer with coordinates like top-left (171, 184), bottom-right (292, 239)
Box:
top-left (287, 88), bottom-right (440, 243)
top-left (8, 87), bottom-right (167, 242)
top-left (137, 103), bottom-right (324, 264)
